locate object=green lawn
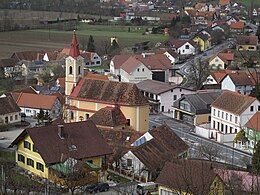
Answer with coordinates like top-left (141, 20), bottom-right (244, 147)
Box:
top-left (0, 23), bottom-right (167, 59)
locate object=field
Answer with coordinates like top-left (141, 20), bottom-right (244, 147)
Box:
top-left (0, 23), bottom-right (167, 59)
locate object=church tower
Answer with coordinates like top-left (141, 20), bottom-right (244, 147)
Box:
top-left (65, 31), bottom-right (84, 96)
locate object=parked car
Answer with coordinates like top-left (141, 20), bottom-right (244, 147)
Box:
top-left (85, 183), bottom-right (109, 193)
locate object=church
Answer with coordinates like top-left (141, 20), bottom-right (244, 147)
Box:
top-left (65, 32), bottom-right (149, 132)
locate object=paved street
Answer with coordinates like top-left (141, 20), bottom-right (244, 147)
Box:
top-left (149, 114), bottom-right (252, 168)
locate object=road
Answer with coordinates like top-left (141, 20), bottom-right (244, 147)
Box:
top-left (149, 115), bottom-right (252, 168)
top-left (175, 40), bottom-right (235, 76)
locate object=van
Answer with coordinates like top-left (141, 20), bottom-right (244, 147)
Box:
top-left (136, 182), bottom-right (158, 195)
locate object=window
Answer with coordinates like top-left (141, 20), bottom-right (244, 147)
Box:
top-left (27, 158), bottom-right (34, 168)
top-left (230, 127), bottom-right (233, 134)
top-left (78, 66), bottom-right (81, 74)
top-left (85, 114), bottom-right (89, 120)
top-left (145, 92), bottom-right (149, 97)
top-left (235, 117), bottom-right (238, 124)
top-left (70, 111), bottom-right (74, 120)
top-left (69, 66), bottom-right (73, 74)
top-left (86, 62), bottom-right (89, 65)
top-left (127, 119), bottom-right (130, 126)
top-left (127, 159), bottom-right (132, 167)
top-left (36, 162), bottom-right (44, 172)
top-left (91, 62), bottom-right (95, 65)
top-left (213, 121), bottom-right (215, 129)
top-left (221, 124), bottom-right (224, 132)
top-left (230, 114), bottom-right (232, 122)
top-left (235, 128), bottom-right (237, 133)
top-left (94, 56), bottom-right (98, 59)
top-left (258, 106), bottom-right (260, 111)
top-left (225, 125), bottom-right (228, 133)
top-left (250, 106), bottom-right (254, 112)
top-left (226, 113), bottom-right (228, 120)
top-left (149, 93), bottom-right (153, 99)
top-left (96, 61), bottom-right (100, 64)
top-left (180, 89), bottom-right (182, 92)
top-left (137, 68), bottom-right (140, 72)
top-left (24, 141), bottom-right (31, 150)
top-left (185, 44), bottom-right (190, 49)
top-left (213, 109), bottom-right (216, 116)
top-left (142, 68), bottom-right (144, 72)
top-left (218, 111), bottom-right (220, 117)
top-left (18, 154), bottom-right (25, 163)
top-left (173, 95), bottom-right (177, 100)
top-left (171, 89), bottom-right (173, 92)
top-left (33, 145), bottom-right (39, 153)
top-left (15, 115), bottom-right (18, 120)
top-left (221, 112), bottom-right (224, 119)
top-left (217, 122), bottom-right (220, 130)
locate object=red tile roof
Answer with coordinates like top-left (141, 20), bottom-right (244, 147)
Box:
top-left (230, 21), bottom-right (245, 29)
top-left (245, 112), bottom-right (260, 131)
top-left (11, 121), bottom-right (113, 164)
top-left (227, 72), bottom-right (254, 86)
top-left (212, 91), bottom-right (257, 115)
top-left (16, 93), bottom-right (59, 110)
top-left (211, 70), bottom-right (233, 84)
top-left (217, 52), bottom-right (234, 63)
top-left (219, 0), bottom-right (230, 5)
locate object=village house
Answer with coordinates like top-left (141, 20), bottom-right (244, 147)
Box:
top-left (65, 33), bottom-right (149, 132)
top-left (229, 21), bottom-right (245, 34)
top-left (161, 39), bottom-right (197, 55)
top-left (210, 91), bottom-right (260, 144)
top-left (0, 96), bottom-right (21, 125)
top-left (120, 124), bottom-right (189, 181)
top-left (136, 79), bottom-right (194, 113)
top-left (156, 160), bottom-right (225, 195)
top-left (209, 52), bottom-right (234, 69)
top-left (15, 93), bottom-right (63, 118)
top-left (192, 32), bottom-right (212, 52)
top-left (236, 36), bottom-right (259, 51)
top-left (10, 121), bottom-right (112, 184)
top-left (244, 112), bottom-right (260, 150)
top-left (172, 90), bottom-right (222, 125)
top-left (0, 58), bottom-right (22, 79)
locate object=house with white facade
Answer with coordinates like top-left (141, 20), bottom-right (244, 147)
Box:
top-left (81, 52), bottom-right (102, 67)
top-left (120, 124), bottom-right (189, 181)
top-left (209, 91), bottom-right (260, 144)
top-left (110, 53), bottom-right (172, 83)
top-left (16, 93), bottom-right (62, 118)
top-left (203, 70), bottom-right (233, 85)
top-left (221, 71), bottom-right (255, 95)
top-left (161, 39), bottom-right (197, 55)
top-left (0, 96), bottom-right (21, 125)
top-left (136, 79), bottom-right (194, 113)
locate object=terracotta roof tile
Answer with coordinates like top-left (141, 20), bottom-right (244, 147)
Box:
top-left (245, 112), bottom-right (260, 131)
top-left (211, 70), bottom-right (233, 84)
top-left (0, 96), bottom-right (20, 115)
top-left (111, 54), bottom-right (132, 69)
top-left (85, 73), bottom-right (109, 80)
top-left (227, 72), bottom-right (254, 86)
top-left (16, 93), bottom-right (59, 110)
top-left (211, 91), bottom-right (257, 115)
top-left (11, 121), bottom-right (112, 164)
top-left (237, 36), bottom-right (258, 45)
top-left (71, 79), bottom-right (148, 106)
top-left (219, 0), bottom-right (230, 5)
top-left (230, 22), bottom-right (245, 29)
top-left (156, 160), bottom-right (217, 194)
top-left (90, 106), bottom-right (128, 127)
top-left (218, 53), bottom-right (234, 63)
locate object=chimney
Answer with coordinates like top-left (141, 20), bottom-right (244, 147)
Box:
top-left (58, 125), bottom-right (64, 139)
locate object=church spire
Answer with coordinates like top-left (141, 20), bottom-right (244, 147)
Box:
top-left (69, 30), bottom-right (80, 58)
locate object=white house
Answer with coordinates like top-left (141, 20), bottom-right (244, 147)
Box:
top-left (0, 96), bottom-right (21, 125)
top-left (210, 91), bottom-right (260, 144)
top-left (16, 93), bottom-right (62, 118)
top-left (120, 57), bottom-right (153, 83)
top-left (81, 52), bottom-right (102, 67)
top-left (161, 39), bottom-right (197, 55)
top-left (136, 79), bottom-right (194, 113)
top-left (221, 72), bottom-right (255, 95)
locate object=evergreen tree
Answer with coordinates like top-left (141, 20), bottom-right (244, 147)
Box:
top-left (87, 35), bottom-right (95, 52)
top-left (252, 141), bottom-right (260, 174)
top-left (108, 39), bottom-right (120, 55)
top-left (37, 109), bottom-right (45, 124)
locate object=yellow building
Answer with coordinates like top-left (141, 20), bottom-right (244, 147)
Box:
top-left (156, 160), bottom-right (225, 195)
top-left (192, 33), bottom-right (211, 52)
top-left (11, 121), bottom-right (112, 184)
top-left (65, 33), bottom-right (149, 132)
top-left (236, 36), bottom-right (258, 52)
top-left (209, 52), bottom-right (234, 70)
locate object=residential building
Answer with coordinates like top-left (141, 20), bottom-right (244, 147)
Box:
top-left (16, 93), bottom-right (63, 118)
top-left (65, 33), bottom-right (149, 132)
top-left (120, 124), bottom-right (189, 181)
top-left (156, 160), bottom-right (225, 195)
top-left (244, 112), bottom-right (260, 149)
top-left (0, 58), bottom-right (21, 79)
top-left (229, 21), bottom-right (245, 34)
top-left (209, 52), bottom-right (234, 69)
top-left (161, 39), bottom-right (197, 55)
top-left (203, 70), bottom-right (233, 85)
top-left (11, 121), bottom-right (112, 183)
top-left (136, 79), bottom-right (194, 113)
top-left (221, 71), bottom-right (255, 95)
top-left (210, 91), bottom-right (260, 143)
top-left (192, 33), bottom-right (211, 51)
top-left (159, 13), bottom-right (177, 24)
top-left (110, 53), bottom-right (172, 83)
top-left (236, 36), bottom-right (258, 51)
top-left (172, 90), bottom-right (222, 125)
top-left (0, 96), bottom-right (21, 125)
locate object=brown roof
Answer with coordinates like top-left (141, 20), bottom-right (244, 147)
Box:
top-left (230, 22), bottom-right (245, 29)
top-left (11, 121), bottom-right (112, 164)
top-left (90, 106), bottom-right (128, 127)
top-left (120, 56), bottom-right (142, 74)
top-left (16, 93), bottom-right (59, 110)
top-left (237, 36), bottom-right (258, 45)
top-left (245, 112), bottom-right (260, 131)
top-left (132, 124), bottom-right (188, 170)
top-left (57, 77), bottom-right (65, 88)
top-left (0, 58), bottom-right (18, 67)
top-left (12, 86), bottom-right (38, 94)
top-left (111, 54), bottom-right (132, 69)
top-left (217, 53), bottom-right (234, 63)
top-left (219, 0), bottom-right (230, 5)
top-left (210, 70), bottom-right (233, 84)
top-left (0, 96), bottom-right (20, 115)
top-left (211, 91), bottom-right (257, 115)
top-left (70, 78), bottom-right (148, 106)
top-left (156, 160), bottom-right (218, 194)
top-left (160, 13), bottom-right (177, 22)
top-left (227, 72), bottom-right (254, 86)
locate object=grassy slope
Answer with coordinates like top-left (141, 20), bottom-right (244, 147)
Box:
top-left (0, 23), bottom-right (166, 59)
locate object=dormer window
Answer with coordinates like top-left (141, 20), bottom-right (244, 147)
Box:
top-left (69, 66), bottom-right (73, 74)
